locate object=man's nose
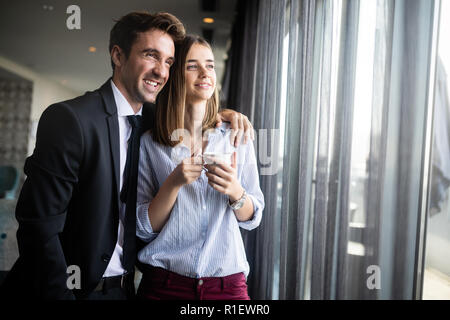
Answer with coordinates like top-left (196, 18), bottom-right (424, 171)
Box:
top-left (153, 61), bottom-right (168, 78)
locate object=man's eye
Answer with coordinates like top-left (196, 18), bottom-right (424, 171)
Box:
top-left (146, 53), bottom-right (157, 59)
top-left (207, 65), bottom-right (215, 69)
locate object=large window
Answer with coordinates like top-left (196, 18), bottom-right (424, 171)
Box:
top-left (275, 0), bottom-right (439, 299)
top-left (423, 0), bottom-right (450, 300)
top-left (226, 0), bottom-right (441, 299)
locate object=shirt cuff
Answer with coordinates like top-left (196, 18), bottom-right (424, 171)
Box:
top-left (136, 203), bottom-right (159, 242)
top-left (237, 194), bottom-right (263, 230)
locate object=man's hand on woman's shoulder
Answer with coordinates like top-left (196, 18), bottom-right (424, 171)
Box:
top-left (216, 109), bottom-right (255, 147)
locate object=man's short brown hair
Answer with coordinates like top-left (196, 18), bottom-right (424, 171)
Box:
top-left (109, 11), bottom-right (186, 70)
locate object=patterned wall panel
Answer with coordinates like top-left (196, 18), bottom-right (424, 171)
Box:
top-left (0, 77), bottom-right (33, 188)
top-left (0, 198), bottom-right (18, 271)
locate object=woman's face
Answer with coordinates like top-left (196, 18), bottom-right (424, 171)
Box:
top-left (184, 43), bottom-right (216, 104)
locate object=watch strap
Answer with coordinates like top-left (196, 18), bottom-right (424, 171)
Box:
top-left (229, 189), bottom-right (247, 210)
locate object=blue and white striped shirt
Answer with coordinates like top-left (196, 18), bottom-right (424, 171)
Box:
top-left (136, 123), bottom-right (264, 278)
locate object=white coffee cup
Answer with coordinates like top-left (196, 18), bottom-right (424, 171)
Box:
top-left (202, 152), bottom-right (233, 166)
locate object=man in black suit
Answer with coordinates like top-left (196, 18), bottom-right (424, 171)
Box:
top-left (0, 11), bottom-right (253, 300)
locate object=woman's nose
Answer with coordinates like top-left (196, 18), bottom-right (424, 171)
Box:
top-left (199, 67), bottom-right (208, 77)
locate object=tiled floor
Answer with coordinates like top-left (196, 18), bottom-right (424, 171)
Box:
top-left (422, 268), bottom-right (450, 300)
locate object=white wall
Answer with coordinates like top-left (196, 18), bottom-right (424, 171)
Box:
top-left (0, 55), bottom-right (81, 156)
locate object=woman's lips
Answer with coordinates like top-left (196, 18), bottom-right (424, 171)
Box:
top-left (195, 83), bottom-right (211, 88)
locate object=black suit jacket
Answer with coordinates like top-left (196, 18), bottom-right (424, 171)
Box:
top-left (0, 80), bottom-right (153, 299)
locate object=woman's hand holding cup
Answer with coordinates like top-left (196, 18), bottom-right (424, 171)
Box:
top-left (169, 156), bottom-right (204, 187)
top-left (205, 152), bottom-right (244, 202)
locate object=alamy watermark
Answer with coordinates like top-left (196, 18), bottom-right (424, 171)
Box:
top-left (66, 5), bottom-right (81, 30)
top-left (366, 265), bottom-right (381, 290)
top-left (65, 263), bottom-right (381, 291)
top-left (169, 127), bottom-right (281, 176)
top-left (66, 265), bottom-right (81, 289)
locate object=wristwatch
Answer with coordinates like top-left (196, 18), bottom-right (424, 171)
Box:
top-left (229, 190), bottom-right (247, 210)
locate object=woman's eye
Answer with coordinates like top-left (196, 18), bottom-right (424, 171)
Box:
top-left (207, 65), bottom-right (215, 69)
top-left (187, 65), bottom-right (197, 70)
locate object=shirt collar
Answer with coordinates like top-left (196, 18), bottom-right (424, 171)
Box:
top-left (110, 80), bottom-right (142, 117)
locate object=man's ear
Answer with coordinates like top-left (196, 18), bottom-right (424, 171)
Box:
top-left (111, 45), bottom-right (124, 69)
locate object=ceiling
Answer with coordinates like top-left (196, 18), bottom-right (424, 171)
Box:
top-left (0, 0), bottom-right (237, 94)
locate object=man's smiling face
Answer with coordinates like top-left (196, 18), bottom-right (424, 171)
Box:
top-left (114, 28), bottom-right (175, 107)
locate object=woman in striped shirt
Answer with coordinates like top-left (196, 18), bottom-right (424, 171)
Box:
top-left (136, 35), bottom-right (265, 300)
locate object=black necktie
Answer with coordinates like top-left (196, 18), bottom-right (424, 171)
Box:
top-left (121, 115), bottom-right (143, 272)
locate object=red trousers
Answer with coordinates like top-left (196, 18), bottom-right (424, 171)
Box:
top-left (137, 266), bottom-right (250, 300)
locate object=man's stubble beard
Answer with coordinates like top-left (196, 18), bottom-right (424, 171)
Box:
top-left (131, 81), bottom-right (157, 105)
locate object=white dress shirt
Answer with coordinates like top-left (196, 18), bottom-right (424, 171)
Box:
top-left (102, 80), bottom-right (142, 277)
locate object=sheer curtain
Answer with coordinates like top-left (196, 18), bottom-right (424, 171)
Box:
top-left (224, 0), bottom-right (287, 300)
top-left (222, 0), bottom-right (439, 300)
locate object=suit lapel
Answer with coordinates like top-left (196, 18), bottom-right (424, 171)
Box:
top-left (99, 80), bottom-right (121, 202)
top-left (99, 81), bottom-right (156, 203)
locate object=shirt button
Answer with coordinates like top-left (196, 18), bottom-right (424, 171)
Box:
top-left (198, 279), bottom-right (204, 286)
